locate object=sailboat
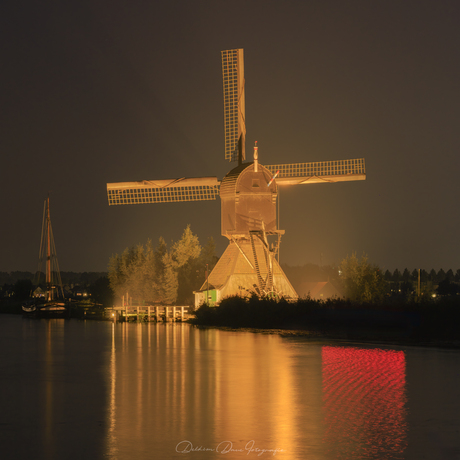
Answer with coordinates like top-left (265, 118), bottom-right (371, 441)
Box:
top-left (22, 196), bottom-right (69, 317)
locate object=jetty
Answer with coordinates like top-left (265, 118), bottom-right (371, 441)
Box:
top-left (108, 305), bottom-right (191, 323)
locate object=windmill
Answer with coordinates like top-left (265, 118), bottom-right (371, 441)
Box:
top-left (107, 49), bottom-right (366, 304)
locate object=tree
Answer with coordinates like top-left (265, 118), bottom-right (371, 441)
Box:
top-left (172, 225), bottom-right (203, 305)
top-left (392, 269), bottom-right (402, 283)
top-left (108, 244), bottom-right (152, 303)
top-left (162, 251), bottom-right (178, 304)
top-left (172, 225), bottom-right (201, 266)
top-left (89, 277), bottom-right (114, 307)
top-left (108, 225), bottom-right (216, 306)
top-left (126, 244), bottom-right (147, 301)
top-left (108, 252), bottom-right (126, 300)
top-left (437, 278), bottom-right (460, 296)
top-left (138, 240), bottom-right (159, 303)
top-left (437, 268), bottom-right (446, 283)
top-left (339, 253), bottom-right (386, 303)
top-left (411, 269), bottom-right (428, 283)
top-left (197, 237), bottom-right (218, 285)
top-left (13, 279), bottom-right (34, 300)
top-left (455, 269), bottom-right (460, 282)
top-left (153, 237), bottom-right (167, 302)
top-left (402, 268), bottom-right (411, 282)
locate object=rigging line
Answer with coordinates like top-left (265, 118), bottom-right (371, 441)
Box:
top-left (49, 224), bottom-right (64, 298)
top-left (36, 199), bottom-right (47, 286)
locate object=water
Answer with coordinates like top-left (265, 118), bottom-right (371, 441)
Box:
top-left (0, 315), bottom-right (459, 460)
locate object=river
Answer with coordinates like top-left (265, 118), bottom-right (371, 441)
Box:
top-left (0, 315), bottom-right (459, 459)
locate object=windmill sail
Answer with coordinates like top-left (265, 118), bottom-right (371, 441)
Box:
top-left (107, 177), bottom-right (220, 205)
top-left (265, 158), bottom-right (366, 185)
top-left (222, 49), bottom-right (245, 164)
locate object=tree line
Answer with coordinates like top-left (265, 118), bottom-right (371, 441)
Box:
top-left (337, 254), bottom-right (460, 302)
top-left (383, 268), bottom-right (460, 284)
top-left (283, 254), bottom-right (460, 304)
top-left (2, 248), bottom-right (458, 307)
top-left (107, 225), bottom-right (217, 307)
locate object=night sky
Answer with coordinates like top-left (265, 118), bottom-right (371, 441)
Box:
top-left (1, 0), bottom-right (459, 273)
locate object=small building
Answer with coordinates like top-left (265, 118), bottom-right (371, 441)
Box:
top-left (33, 287), bottom-right (45, 298)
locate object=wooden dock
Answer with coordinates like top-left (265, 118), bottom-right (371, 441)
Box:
top-left (107, 305), bottom-right (190, 322)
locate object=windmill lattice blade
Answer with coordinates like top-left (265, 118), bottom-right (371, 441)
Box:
top-left (265, 158), bottom-right (366, 185)
top-left (107, 177), bottom-right (220, 205)
top-left (222, 49), bottom-right (245, 163)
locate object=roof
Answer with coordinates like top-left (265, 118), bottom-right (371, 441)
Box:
top-left (198, 238), bottom-right (297, 298)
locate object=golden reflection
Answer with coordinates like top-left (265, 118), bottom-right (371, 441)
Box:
top-left (43, 319), bottom-right (65, 459)
top-left (103, 324), bottom-right (408, 459)
top-left (212, 332), bottom-right (296, 457)
top-left (103, 325), bottom-right (304, 458)
top-left (322, 346), bottom-right (407, 458)
top-left (136, 324), bottom-right (143, 432)
top-left (107, 322), bottom-right (118, 457)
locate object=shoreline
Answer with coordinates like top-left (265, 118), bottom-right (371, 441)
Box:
top-left (190, 322), bottom-right (460, 350)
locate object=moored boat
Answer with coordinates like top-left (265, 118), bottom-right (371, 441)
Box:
top-left (22, 196), bottom-right (69, 318)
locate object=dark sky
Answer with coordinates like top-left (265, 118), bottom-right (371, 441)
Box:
top-left (1, 0), bottom-right (459, 273)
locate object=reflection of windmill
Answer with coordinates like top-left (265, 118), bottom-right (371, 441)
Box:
top-left (107, 49), bottom-right (366, 303)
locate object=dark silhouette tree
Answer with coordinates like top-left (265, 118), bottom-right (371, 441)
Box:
top-left (437, 268), bottom-right (446, 283)
top-left (13, 279), bottom-right (34, 300)
top-left (455, 269), bottom-right (460, 282)
top-left (89, 277), bottom-right (114, 307)
top-left (420, 269), bottom-right (428, 283)
top-left (402, 268), bottom-right (411, 282)
top-left (437, 278), bottom-right (459, 296)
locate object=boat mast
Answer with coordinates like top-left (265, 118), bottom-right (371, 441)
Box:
top-left (46, 196), bottom-right (52, 301)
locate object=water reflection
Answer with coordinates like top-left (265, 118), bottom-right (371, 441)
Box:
top-left (43, 319), bottom-right (66, 459)
top-left (105, 323), bottom-right (299, 458)
top-left (107, 322), bottom-right (117, 458)
top-left (322, 346), bottom-right (407, 459)
top-left (104, 325), bottom-right (409, 459)
top-left (4, 317), bottom-right (459, 459)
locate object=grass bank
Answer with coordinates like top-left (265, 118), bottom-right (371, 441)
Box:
top-left (191, 296), bottom-right (460, 347)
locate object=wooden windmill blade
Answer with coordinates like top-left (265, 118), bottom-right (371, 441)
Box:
top-left (221, 49), bottom-right (245, 164)
top-left (106, 177), bottom-right (220, 206)
top-left (265, 158), bottom-right (366, 185)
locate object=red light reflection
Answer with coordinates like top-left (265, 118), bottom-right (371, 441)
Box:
top-left (322, 346), bottom-right (407, 458)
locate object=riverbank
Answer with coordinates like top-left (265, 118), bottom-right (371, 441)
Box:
top-left (190, 295), bottom-right (460, 349)
top-left (0, 298), bottom-right (109, 320)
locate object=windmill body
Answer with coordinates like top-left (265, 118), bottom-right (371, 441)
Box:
top-left (220, 159), bottom-right (277, 237)
top-left (107, 49), bottom-right (366, 305)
